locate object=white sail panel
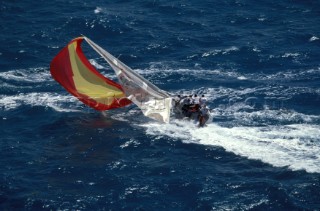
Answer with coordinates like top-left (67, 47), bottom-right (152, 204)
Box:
top-left (84, 37), bottom-right (172, 123)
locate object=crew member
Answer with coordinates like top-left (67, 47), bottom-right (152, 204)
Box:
top-left (193, 94), bottom-right (200, 105)
top-left (199, 94), bottom-right (207, 106)
top-left (173, 95), bottom-right (181, 107)
top-left (199, 105), bottom-right (209, 127)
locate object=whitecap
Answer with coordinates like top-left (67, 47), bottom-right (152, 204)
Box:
top-left (0, 67), bottom-right (52, 83)
top-left (309, 36), bottom-right (319, 42)
top-left (89, 59), bottom-right (105, 69)
top-left (252, 47), bottom-right (261, 52)
top-left (282, 53), bottom-right (300, 58)
top-left (202, 46), bottom-right (239, 57)
top-left (135, 65), bottom-right (247, 83)
top-left (0, 92), bottom-right (81, 112)
top-left (222, 46), bottom-right (239, 54)
top-left (48, 46), bottom-right (60, 49)
top-left (94, 7), bottom-right (102, 14)
top-left (237, 76), bottom-right (247, 80)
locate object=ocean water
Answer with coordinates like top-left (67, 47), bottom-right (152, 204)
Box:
top-left (1, 0), bottom-right (320, 210)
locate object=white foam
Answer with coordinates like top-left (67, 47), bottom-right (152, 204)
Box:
top-left (94, 7), bottom-right (103, 14)
top-left (237, 76), bottom-right (247, 80)
top-left (142, 121), bottom-right (320, 173)
top-left (0, 67), bottom-right (52, 83)
top-left (282, 53), bottom-right (300, 58)
top-left (89, 59), bottom-right (106, 69)
top-left (252, 47), bottom-right (261, 52)
top-left (279, 67), bottom-right (320, 80)
top-left (258, 18), bottom-right (266, 22)
top-left (135, 66), bottom-right (247, 83)
top-left (309, 36), bottom-right (319, 42)
top-left (199, 84), bottom-right (318, 104)
top-left (135, 75), bottom-right (320, 173)
top-left (136, 65), bottom-right (320, 84)
top-left (234, 109), bottom-right (319, 124)
top-left (0, 92), bottom-right (81, 112)
top-left (202, 46), bottom-right (239, 57)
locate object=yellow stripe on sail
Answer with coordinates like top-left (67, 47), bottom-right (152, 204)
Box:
top-left (68, 41), bottom-right (126, 105)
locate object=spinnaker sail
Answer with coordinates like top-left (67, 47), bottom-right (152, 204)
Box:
top-left (50, 37), bottom-right (131, 111)
top-left (84, 36), bottom-right (172, 123)
top-left (50, 36), bottom-right (172, 123)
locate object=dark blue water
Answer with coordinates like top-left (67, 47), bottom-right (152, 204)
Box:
top-left (1, 0), bottom-right (320, 210)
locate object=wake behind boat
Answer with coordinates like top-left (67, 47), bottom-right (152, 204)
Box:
top-left (50, 36), bottom-right (212, 126)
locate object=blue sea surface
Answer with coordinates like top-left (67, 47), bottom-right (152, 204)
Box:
top-left (1, 0), bottom-right (320, 210)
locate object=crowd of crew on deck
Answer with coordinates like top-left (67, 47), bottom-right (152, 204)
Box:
top-left (173, 94), bottom-right (210, 126)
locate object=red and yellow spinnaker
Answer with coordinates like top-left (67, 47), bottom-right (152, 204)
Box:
top-left (50, 37), bottom-right (131, 110)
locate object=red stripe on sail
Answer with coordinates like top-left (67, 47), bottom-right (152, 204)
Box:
top-left (50, 37), bottom-right (131, 111)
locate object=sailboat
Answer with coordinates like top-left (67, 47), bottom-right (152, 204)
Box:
top-left (50, 36), bottom-right (172, 123)
top-left (50, 36), bottom-right (212, 126)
